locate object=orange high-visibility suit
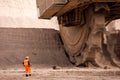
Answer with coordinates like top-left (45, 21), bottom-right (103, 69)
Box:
top-left (23, 56), bottom-right (32, 75)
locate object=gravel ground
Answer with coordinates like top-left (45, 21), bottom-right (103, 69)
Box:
top-left (0, 68), bottom-right (119, 80)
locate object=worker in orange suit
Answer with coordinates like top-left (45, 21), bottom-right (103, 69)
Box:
top-left (23, 56), bottom-right (32, 77)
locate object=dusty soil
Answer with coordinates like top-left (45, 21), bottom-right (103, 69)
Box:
top-left (0, 68), bottom-right (119, 80)
top-left (0, 28), bottom-right (71, 69)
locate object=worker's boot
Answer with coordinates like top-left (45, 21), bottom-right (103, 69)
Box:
top-left (29, 74), bottom-right (31, 76)
top-left (26, 74), bottom-right (29, 77)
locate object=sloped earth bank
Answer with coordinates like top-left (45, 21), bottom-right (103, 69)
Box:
top-left (0, 28), bottom-right (71, 69)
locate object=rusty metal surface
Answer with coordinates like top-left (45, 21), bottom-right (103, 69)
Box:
top-left (37, 0), bottom-right (120, 19)
top-left (37, 0), bottom-right (67, 19)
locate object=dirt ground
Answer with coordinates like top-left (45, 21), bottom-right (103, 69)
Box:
top-left (0, 67), bottom-right (119, 80)
top-left (0, 28), bottom-right (119, 80)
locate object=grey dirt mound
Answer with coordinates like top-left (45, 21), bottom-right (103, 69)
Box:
top-left (0, 28), bottom-right (71, 69)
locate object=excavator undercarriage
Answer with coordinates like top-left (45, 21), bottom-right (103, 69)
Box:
top-left (37, 0), bottom-right (120, 68)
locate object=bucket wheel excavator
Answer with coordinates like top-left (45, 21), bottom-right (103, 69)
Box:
top-left (37, 0), bottom-right (120, 68)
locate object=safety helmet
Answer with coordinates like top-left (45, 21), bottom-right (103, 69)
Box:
top-left (25, 56), bottom-right (29, 59)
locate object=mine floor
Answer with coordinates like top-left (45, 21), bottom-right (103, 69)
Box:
top-left (0, 67), bottom-right (120, 80)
